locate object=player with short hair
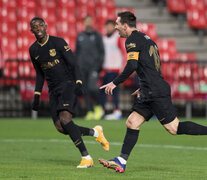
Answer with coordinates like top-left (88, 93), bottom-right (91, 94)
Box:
top-left (29, 17), bottom-right (109, 168)
top-left (100, 19), bottom-right (123, 120)
top-left (99, 11), bottom-right (207, 173)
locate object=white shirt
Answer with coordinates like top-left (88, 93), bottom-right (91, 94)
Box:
top-left (103, 32), bottom-right (123, 72)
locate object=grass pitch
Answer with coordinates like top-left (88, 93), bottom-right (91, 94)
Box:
top-left (0, 118), bottom-right (207, 180)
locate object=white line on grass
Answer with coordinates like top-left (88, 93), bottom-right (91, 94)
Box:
top-left (1, 138), bottom-right (207, 151)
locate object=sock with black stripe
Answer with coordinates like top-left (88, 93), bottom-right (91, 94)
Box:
top-left (77, 126), bottom-right (95, 136)
top-left (62, 121), bottom-right (88, 156)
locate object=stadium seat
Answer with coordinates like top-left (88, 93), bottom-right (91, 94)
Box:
top-left (1, 37), bottom-right (17, 60)
top-left (159, 39), bottom-right (177, 83)
top-left (18, 61), bottom-right (35, 78)
top-left (0, 7), bottom-right (16, 22)
top-left (17, 49), bottom-right (30, 60)
top-left (157, 39), bottom-right (177, 61)
top-left (56, 21), bottom-right (70, 34)
top-left (96, 6), bottom-right (115, 34)
top-left (18, 61), bottom-right (30, 78)
top-left (161, 61), bottom-right (175, 83)
top-left (77, 0), bottom-right (95, 8)
top-left (95, 0), bottom-right (108, 6)
top-left (76, 20), bottom-right (88, 33)
top-left (194, 66), bottom-right (207, 100)
top-left (176, 53), bottom-right (196, 61)
top-left (3, 60), bottom-right (18, 85)
top-left (76, 6), bottom-right (96, 20)
top-left (56, 7), bottom-right (76, 23)
top-left (186, 0), bottom-right (207, 29)
top-left (46, 22), bottom-right (57, 36)
top-left (17, 35), bottom-right (34, 49)
top-left (16, 20), bottom-right (30, 35)
top-left (17, 0), bottom-right (36, 8)
top-left (0, 0), bottom-right (16, 7)
top-left (57, 0), bottom-right (76, 8)
top-left (167, 0), bottom-right (186, 14)
top-left (20, 80), bottom-right (49, 101)
top-left (171, 80), bottom-right (194, 100)
top-left (17, 7), bottom-right (36, 21)
top-left (3, 60), bottom-right (18, 78)
top-left (37, 0), bottom-right (56, 8)
top-left (137, 23), bottom-right (158, 42)
top-left (187, 9), bottom-right (207, 29)
top-left (177, 53), bottom-right (198, 80)
top-left (20, 80), bottom-right (35, 100)
top-left (0, 22), bottom-right (17, 37)
top-left (36, 7), bottom-right (56, 24)
top-left (57, 22), bottom-right (77, 38)
top-left (186, 0), bottom-right (204, 10)
top-left (96, 6), bottom-right (115, 20)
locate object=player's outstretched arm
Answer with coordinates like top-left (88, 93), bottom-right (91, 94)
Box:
top-left (113, 60), bottom-right (138, 86)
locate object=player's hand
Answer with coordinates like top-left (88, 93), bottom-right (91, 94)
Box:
top-left (100, 82), bottom-right (116, 95)
top-left (32, 94), bottom-right (40, 111)
top-left (131, 88), bottom-right (141, 98)
top-left (75, 82), bottom-right (85, 96)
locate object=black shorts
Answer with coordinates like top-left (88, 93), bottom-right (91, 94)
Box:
top-left (132, 94), bottom-right (177, 125)
top-left (49, 81), bottom-right (77, 123)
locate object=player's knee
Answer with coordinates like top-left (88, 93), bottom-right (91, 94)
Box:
top-left (59, 111), bottom-right (72, 125)
top-left (166, 128), bottom-right (177, 135)
top-left (126, 119), bottom-right (140, 129)
top-left (164, 118), bottom-right (179, 135)
top-left (56, 126), bottom-right (68, 135)
top-left (54, 120), bottom-right (68, 135)
top-left (164, 125), bottom-right (178, 135)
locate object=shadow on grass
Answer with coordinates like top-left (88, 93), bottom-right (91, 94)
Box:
top-left (31, 157), bottom-right (78, 166)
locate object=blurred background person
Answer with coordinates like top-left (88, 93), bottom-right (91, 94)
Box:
top-left (100, 19), bottom-right (124, 120)
top-left (0, 40), bottom-right (3, 78)
top-left (75, 15), bottom-right (105, 120)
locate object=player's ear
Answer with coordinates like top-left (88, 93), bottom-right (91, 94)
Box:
top-left (123, 23), bottom-right (128, 30)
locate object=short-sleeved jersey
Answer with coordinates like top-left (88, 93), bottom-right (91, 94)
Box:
top-left (126, 30), bottom-right (170, 97)
top-left (29, 35), bottom-right (79, 93)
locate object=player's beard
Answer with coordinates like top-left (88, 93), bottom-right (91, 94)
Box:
top-left (118, 30), bottom-right (128, 38)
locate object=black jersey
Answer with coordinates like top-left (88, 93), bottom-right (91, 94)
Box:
top-left (113, 30), bottom-right (170, 97)
top-left (29, 35), bottom-right (81, 93)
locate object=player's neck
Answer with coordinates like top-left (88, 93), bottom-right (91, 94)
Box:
top-left (37, 34), bottom-right (48, 44)
top-left (127, 28), bottom-right (137, 37)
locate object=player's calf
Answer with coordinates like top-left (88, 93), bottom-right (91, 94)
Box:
top-left (177, 121), bottom-right (207, 135)
top-left (164, 117), bottom-right (207, 135)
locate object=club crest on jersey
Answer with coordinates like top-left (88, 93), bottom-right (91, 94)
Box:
top-left (49, 49), bottom-right (56, 57)
top-left (126, 43), bottom-right (136, 50)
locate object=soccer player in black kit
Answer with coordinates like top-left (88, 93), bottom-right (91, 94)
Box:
top-left (29, 17), bottom-right (109, 168)
top-left (99, 11), bottom-right (207, 173)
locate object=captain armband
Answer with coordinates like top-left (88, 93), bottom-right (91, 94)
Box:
top-left (127, 52), bottom-right (139, 61)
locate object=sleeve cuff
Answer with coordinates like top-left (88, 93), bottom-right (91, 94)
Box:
top-left (113, 80), bottom-right (119, 86)
top-left (76, 80), bottom-right (82, 84)
top-left (34, 91), bottom-right (41, 95)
